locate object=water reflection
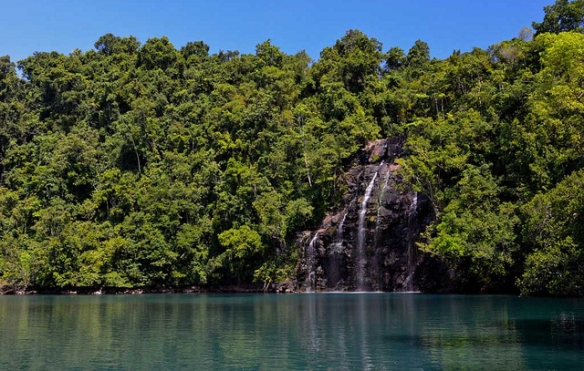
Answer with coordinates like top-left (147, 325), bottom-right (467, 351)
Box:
top-left (356, 294), bottom-right (373, 370)
top-left (0, 295), bottom-right (583, 370)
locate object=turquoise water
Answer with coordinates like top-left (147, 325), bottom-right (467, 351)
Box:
top-left (0, 294), bottom-right (583, 370)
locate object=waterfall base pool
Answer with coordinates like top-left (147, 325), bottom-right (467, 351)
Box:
top-left (1, 294), bottom-right (583, 370)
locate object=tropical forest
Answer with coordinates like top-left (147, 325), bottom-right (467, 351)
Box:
top-left (2, 0), bottom-right (584, 297)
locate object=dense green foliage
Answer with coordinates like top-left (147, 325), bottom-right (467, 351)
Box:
top-left (398, 2), bottom-right (584, 296)
top-left (0, 31), bottom-right (382, 290)
top-left (533, 0), bottom-right (584, 34)
top-left (1, 0), bottom-right (584, 295)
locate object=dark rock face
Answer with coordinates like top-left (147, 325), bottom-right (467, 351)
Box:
top-left (297, 138), bottom-right (452, 292)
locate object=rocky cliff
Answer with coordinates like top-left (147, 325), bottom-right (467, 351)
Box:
top-left (296, 138), bottom-right (452, 292)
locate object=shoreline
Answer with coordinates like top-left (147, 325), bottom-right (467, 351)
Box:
top-left (0, 283), bottom-right (296, 295)
top-left (0, 285), bottom-right (524, 296)
top-left (0, 287), bottom-right (271, 295)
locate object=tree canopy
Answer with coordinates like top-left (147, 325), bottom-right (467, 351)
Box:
top-left (1, 2), bottom-right (584, 296)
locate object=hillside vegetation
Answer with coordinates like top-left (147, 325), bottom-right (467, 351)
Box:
top-left (1, 0), bottom-right (584, 295)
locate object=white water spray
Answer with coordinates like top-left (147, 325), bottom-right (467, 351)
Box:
top-left (305, 233), bottom-right (319, 292)
top-left (355, 163), bottom-right (382, 290)
top-left (374, 166), bottom-right (391, 244)
top-left (404, 192), bottom-right (418, 291)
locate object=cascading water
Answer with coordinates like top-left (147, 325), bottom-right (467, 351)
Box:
top-left (374, 166), bottom-right (391, 244)
top-left (355, 163), bottom-right (382, 290)
top-left (327, 196), bottom-right (357, 289)
top-left (335, 195), bottom-right (357, 249)
top-left (296, 138), bottom-right (435, 293)
top-left (305, 233), bottom-right (319, 292)
top-left (327, 212), bottom-right (347, 290)
top-left (404, 192), bottom-right (418, 291)
top-left (369, 165), bottom-right (391, 291)
top-left (337, 211), bottom-right (348, 243)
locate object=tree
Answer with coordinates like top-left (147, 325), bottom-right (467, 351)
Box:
top-left (533, 0), bottom-right (584, 35)
top-left (384, 47), bottom-right (405, 71)
top-left (520, 170), bottom-right (584, 296)
top-left (136, 36), bottom-right (179, 71)
top-left (94, 33), bottom-right (141, 55)
top-left (405, 40), bottom-right (431, 69)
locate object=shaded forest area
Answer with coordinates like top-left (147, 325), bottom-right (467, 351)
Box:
top-left (1, 0), bottom-right (584, 296)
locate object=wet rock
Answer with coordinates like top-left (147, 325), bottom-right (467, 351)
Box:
top-left (296, 137), bottom-right (449, 292)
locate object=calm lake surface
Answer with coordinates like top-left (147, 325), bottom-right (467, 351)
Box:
top-left (0, 294), bottom-right (583, 370)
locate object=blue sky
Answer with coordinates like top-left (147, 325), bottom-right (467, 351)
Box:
top-left (1, 0), bottom-right (551, 63)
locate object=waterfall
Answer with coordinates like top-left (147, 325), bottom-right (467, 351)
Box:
top-left (374, 167), bottom-right (391, 244)
top-left (305, 233), bottom-right (319, 292)
top-left (337, 211), bottom-right (348, 242)
top-left (335, 195), bottom-right (356, 250)
top-left (355, 163), bottom-right (382, 290)
top-left (369, 166), bottom-right (391, 291)
top-left (404, 192), bottom-right (418, 291)
top-left (327, 196), bottom-right (357, 290)
top-left (411, 192), bottom-right (418, 212)
top-left (332, 210), bottom-right (348, 257)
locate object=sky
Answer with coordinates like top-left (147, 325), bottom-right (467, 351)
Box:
top-left (1, 0), bottom-right (551, 63)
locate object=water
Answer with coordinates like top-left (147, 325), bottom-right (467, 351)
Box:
top-left (374, 165), bottom-right (391, 245)
top-left (333, 194), bottom-right (356, 251)
top-left (1, 294), bottom-right (583, 370)
top-left (336, 210), bottom-right (348, 242)
top-left (356, 165), bottom-right (380, 290)
top-left (304, 233), bottom-right (319, 292)
top-left (404, 192), bottom-right (418, 291)
top-left (328, 206), bottom-right (351, 288)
